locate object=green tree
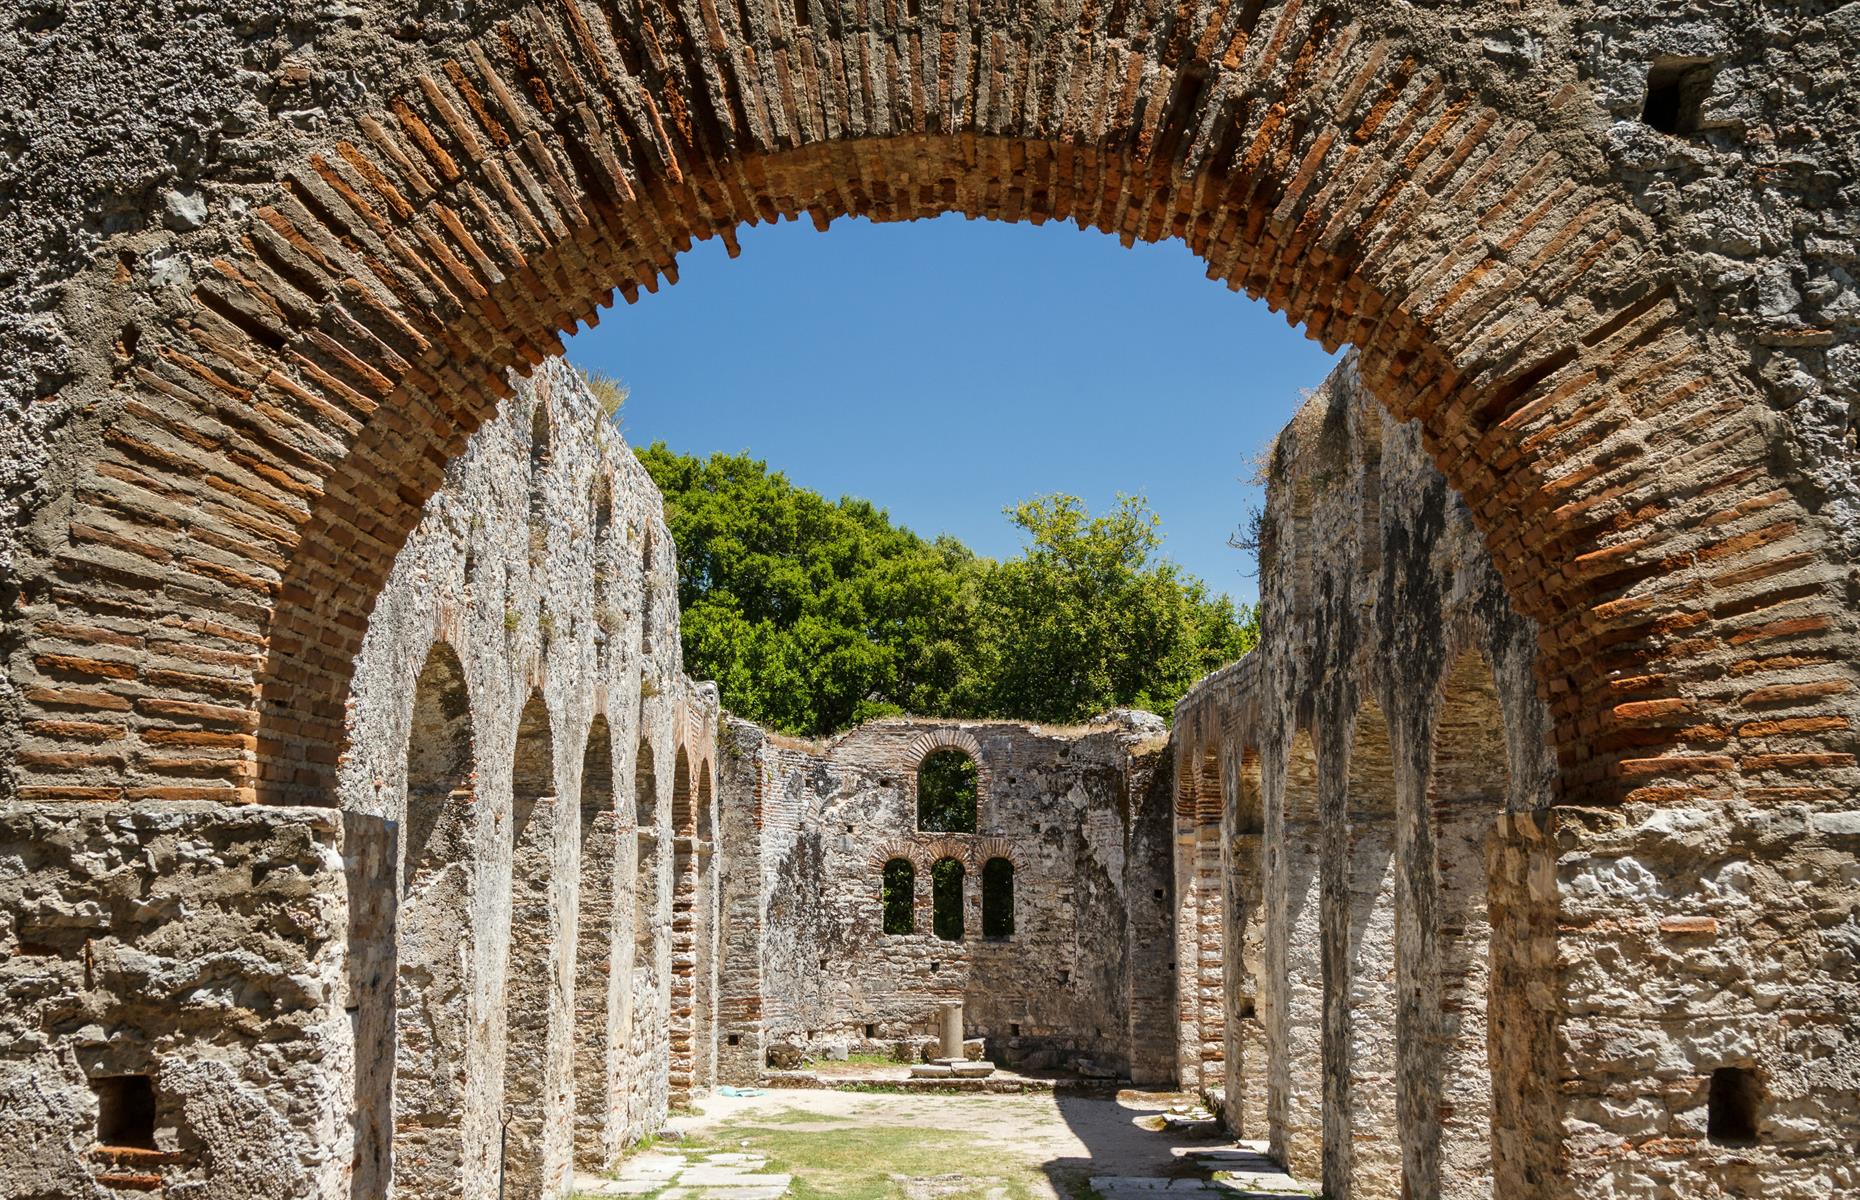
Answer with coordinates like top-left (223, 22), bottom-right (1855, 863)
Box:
top-left (915, 750), bottom-right (978, 832)
top-left (972, 493), bottom-right (1256, 723)
top-left (637, 446), bottom-right (1258, 737)
top-left (637, 444), bottom-right (983, 735)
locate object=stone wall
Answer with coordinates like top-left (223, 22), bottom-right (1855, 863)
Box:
top-left (1175, 352), bottom-right (1860, 1199)
top-left (0, 360), bottom-right (725, 1199)
top-left (0, 802), bottom-right (351, 1200)
top-left (334, 356), bottom-right (722, 1194)
top-left (2, 0), bottom-right (1858, 1182)
top-left (717, 713), bottom-right (1178, 1083)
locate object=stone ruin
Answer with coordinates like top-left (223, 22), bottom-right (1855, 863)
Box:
top-left (7, 349), bottom-right (1855, 1198)
top-left (716, 711), bottom-right (1177, 1084)
top-left (3, 360), bottom-right (725, 1199)
top-left (3, 0), bottom-right (1859, 1193)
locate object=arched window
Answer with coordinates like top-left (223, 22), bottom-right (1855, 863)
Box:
top-left (527, 406), bottom-right (552, 569)
top-left (917, 750), bottom-right (978, 833)
top-left (529, 405), bottom-right (551, 476)
top-left (881, 859), bottom-right (915, 935)
top-left (592, 485), bottom-right (613, 603)
top-left (982, 857), bottom-right (1014, 939)
top-left (931, 857), bottom-right (965, 941)
top-left (593, 483), bottom-right (612, 536)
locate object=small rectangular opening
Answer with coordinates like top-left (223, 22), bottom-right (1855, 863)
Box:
top-left (93, 1075), bottom-right (157, 1150)
top-left (864, 1023), bottom-right (876, 1039)
top-left (1057, 969), bottom-right (1069, 985)
top-left (727, 1034), bottom-right (740, 1046)
top-left (1708, 1067), bottom-right (1760, 1146)
top-left (1010, 1023), bottom-right (1021, 1037)
top-left (1642, 57), bottom-right (1717, 135)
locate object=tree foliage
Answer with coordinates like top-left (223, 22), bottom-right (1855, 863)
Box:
top-left (916, 750), bottom-right (978, 833)
top-left (636, 444), bottom-right (1259, 738)
top-left (881, 858), bottom-right (915, 935)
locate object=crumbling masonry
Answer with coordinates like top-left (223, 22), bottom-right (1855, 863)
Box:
top-left (2, 362), bottom-right (723, 1198)
top-left (716, 712), bottom-right (1178, 1085)
top-left (3, 0), bottom-right (1860, 1195)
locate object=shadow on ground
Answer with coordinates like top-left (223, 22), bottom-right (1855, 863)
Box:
top-left (574, 1086), bottom-right (1314, 1200)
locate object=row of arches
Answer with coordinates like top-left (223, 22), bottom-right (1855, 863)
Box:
top-left (380, 638), bottom-right (717, 1198)
top-left (880, 856), bottom-right (1015, 940)
top-left (1177, 648), bottom-right (1516, 1200)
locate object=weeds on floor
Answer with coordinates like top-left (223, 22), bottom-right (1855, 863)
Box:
top-left (687, 1109), bottom-right (1050, 1200)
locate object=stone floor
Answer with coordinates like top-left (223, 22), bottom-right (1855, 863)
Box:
top-left (574, 1148), bottom-right (793, 1200)
top-left (571, 1087), bottom-right (1314, 1200)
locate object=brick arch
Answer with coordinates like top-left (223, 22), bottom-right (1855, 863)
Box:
top-left (902, 728), bottom-right (987, 776)
top-left (867, 838), bottom-right (930, 872)
top-left (1175, 738), bottom-right (1201, 820)
top-left (970, 835), bottom-right (1017, 869)
top-left (916, 835), bottom-right (978, 870)
top-left (7, 1), bottom-right (1852, 817)
top-left (670, 743), bottom-right (693, 836)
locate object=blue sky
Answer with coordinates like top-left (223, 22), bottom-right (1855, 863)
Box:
top-left (563, 213), bottom-right (1339, 606)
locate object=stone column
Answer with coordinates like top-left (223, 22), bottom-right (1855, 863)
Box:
top-left (939, 1002), bottom-right (965, 1060)
top-left (1266, 731), bottom-right (1324, 1180)
top-left (503, 795), bottom-right (573, 1200)
top-left (395, 790), bottom-right (480, 1198)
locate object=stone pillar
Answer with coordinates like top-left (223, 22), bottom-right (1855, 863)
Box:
top-left (503, 795), bottom-right (574, 1200)
top-left (395, 790), bottom-right (481, 1198)
top-left (716, 722), bottom-right (771, 1086)
top-left (939, 1003), bottom-right (965, 1060)
top-left (1339, 701), bottom-right (1400, 1200)
top-left (1267, 732), bottom-right (1324, 1180)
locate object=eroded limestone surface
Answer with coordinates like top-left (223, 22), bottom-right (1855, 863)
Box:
top-left (0, 803), bottom-right (351, 1200)
top-left (0, 361), bottom-right (724, 1199)
top-left (1175, 354), bottom-right (1860, 1199)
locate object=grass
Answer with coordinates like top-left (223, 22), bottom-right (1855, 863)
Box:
top-left (656, 1107), bottom-right (1063, 1200)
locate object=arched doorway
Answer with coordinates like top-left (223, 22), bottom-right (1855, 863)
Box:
top-left (0, 6), bottom-right (1813, 822)
top-left (7, 10), bottom-right (1856, 1198)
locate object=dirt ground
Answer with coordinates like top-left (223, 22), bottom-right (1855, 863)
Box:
top-left (575, 1087), bottom-right (1313, 1200)
top-left (678, 1087), bottom-right (1221, 1180)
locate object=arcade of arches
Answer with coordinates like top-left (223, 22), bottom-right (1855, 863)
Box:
top-left (2, 0), bottom-right (1858, 1197)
